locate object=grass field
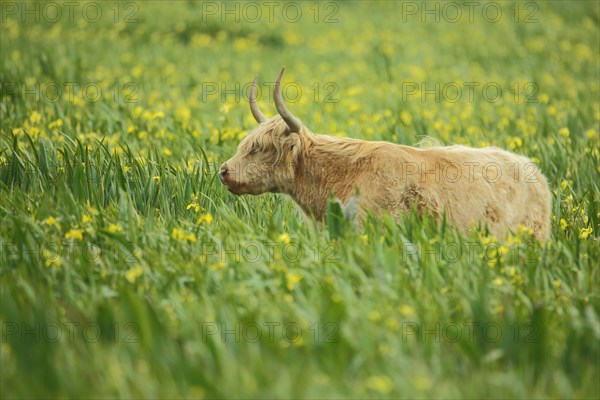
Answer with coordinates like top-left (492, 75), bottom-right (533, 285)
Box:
top-left (1, 1), bottom-right (599, 398)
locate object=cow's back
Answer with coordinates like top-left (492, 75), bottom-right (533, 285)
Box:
top-left (364, 144), bottom-right (551, 240)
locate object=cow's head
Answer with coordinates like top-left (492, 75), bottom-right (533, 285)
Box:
top-left (220, 67), bottom-right (304, 195)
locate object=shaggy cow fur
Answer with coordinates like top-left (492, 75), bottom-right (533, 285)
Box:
top-left (220, 70), bottom-right (552, 240)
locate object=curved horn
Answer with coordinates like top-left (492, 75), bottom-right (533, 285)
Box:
top-left (249, 76), bottom-right (268, 123)
top-left (274, 66), bottom-right (302, 133)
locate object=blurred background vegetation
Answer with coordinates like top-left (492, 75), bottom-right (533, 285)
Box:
top-left (1, 1), bottom-right (599, 398)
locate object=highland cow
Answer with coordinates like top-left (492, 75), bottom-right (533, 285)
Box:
top-left (220, 67), bottom-right (552, 240)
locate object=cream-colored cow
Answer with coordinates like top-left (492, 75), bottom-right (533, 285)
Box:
top-left (220, 67), bottom-right (551, 240)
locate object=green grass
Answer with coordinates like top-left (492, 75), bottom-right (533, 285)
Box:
top-left (1, 1), bottom-right (599, 398)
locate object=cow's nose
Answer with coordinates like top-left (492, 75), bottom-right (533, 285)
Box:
top-left (219, 164), bottom-right (228, 181)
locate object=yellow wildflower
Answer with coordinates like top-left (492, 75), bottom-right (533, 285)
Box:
top-left (552, 280), bottom-right (562, 288)
top-left (125, 265), bottom-right (144, 283)
top-left (210, 262), bottom-right (226, 271)
top-left (65, 229), bottom-right (83, 241)
top-left (386, 317), bottom-right (400, 331)
top-left (87, 206), bottom-right (98, 216)
top-left (559, 127), bottom-right (570, 137)
top-left (277, 233), bottom-right (291, 244)
top-left (400, 111), bottom-right (412, 125)
top-left (286, 272), bottom-right (303, 290)
top-left (43, 216), bottom-right (59, 227)
top-left (365, 375), bottom-right (393, 394)
top-left (30, 111), bottom-right (42, 124)
top-left (171, 228), bottom-right (196, 242)
top-left (369, 310), bottom-right (381, 322)
top-left (132, 65), bottom-right (144, 78)
top-left (44, 256), bottom-right (62, 269)
top-left (498, 245), bottom-right (509, 257)
top-left (196, 213), bottom-right (213, 225)
top-left (480, 235), bottom-right (497, 246)
top-left (191, 33), bottom-right (212, 47)
top-left (108, 223), bottom-right (123, 233)
top-left (413, 375), bottom-right (430, 391)
top-left (176, 107), bottom-right (191, 123)
top-left (48, 119), bottom-right (63, 129)
top-left (517, 225), bottom-right (533, 236)
top-left (187, 203), bottom-right (201, 213)
top-left (508, 136), bottom-right (522, 150)
top-left (579, 227), bottom-right (593, 239)
top-left (171, 228), bottom-right (187, 241)
top-left (585, 129), bottom-right (597, 139)
top-left (399, 305), bottom-right (415, 317)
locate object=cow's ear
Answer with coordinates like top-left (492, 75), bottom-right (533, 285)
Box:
top-left (274, 66), bottom-right (302, 133)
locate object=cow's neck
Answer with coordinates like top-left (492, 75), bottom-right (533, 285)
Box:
top-left (288, 134), bottom-right (364, 219)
